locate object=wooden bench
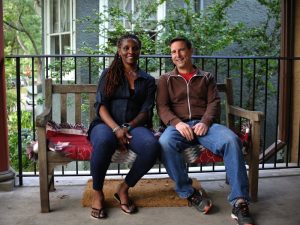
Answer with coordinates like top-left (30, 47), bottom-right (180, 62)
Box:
top-left (36, 78), bottom-right (264, 213)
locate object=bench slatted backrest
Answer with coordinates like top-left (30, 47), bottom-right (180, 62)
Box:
top-left (45, 79), bottom-right (97, 125)
top-left (219, 79), bottom-right (234, 129)
top-left (45, 78), bottom-right (233, 127)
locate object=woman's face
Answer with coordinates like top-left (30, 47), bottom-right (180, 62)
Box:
top-left (118, 38), bottom-right (140, 66)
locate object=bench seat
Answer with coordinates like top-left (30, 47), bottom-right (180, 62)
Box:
top-left (45, 120), bottom-right (224, 163)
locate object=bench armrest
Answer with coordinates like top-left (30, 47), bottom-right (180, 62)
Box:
top-left (228, 105), bottom-right (264, 122)
top-left (36, 107), bottom-right (52, 128)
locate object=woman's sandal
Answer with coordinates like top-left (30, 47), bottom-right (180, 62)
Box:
top-left (114, 193), bottom-right (137, 214)
top-left (90, 207), bottom-right (107, 219)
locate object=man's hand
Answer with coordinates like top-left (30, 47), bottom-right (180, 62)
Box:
top-left (175, 122), bottom-right (194, 141)
top-left (192, 122), bottom-right (208, 136)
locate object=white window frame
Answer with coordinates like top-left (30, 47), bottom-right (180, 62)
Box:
top-left (44, 0), bottom-right (76, 54)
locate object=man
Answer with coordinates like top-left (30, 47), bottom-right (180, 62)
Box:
top-left (156, 37), bottom-right (254, 225)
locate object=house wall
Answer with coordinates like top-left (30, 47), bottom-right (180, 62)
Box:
top-left (213, 0), bottom-right (270, 56)
top-left (75, 0), bottom-right (99, 83)
top-left (76, 0), bottom-right (99, 51)
top-left (291, 0), bottom-right (300, 161)
top-left (226, 0), bottom-right (268, 27)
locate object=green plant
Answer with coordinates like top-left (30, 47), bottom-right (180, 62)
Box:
top-left (3, 0), bottom-right (43, 82)
top-left (7, 108), bottom-right (35, 172)
top-left (47, 57), bottom-right (76, 83)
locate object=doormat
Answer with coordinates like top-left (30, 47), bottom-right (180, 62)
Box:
top-left (81, 178), bottom-right (203, 208)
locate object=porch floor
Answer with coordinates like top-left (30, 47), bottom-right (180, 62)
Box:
top-left (1, 168), bottom-right (300, 225)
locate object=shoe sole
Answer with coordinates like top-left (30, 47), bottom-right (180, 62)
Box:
top-left (203, 203), bottom-right (212, 214)
top-left (190, 200), bottom-right (212, 214)
top-left (113, 193), bottom-right (137, 215)
top-left (231, 213), bottom-right (252, 225)
top-left (90, 215), bottom-right (107, 220)
top-left (199, 189), bottom-right (212, 214)
top-left (188, 189), bottom-right (212, 214)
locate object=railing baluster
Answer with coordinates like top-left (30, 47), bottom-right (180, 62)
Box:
top-left (16, 57), bottom-right (23, 185)
top-left (262, 59), bottom-right (269, 168)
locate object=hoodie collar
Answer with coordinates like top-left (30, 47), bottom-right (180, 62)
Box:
top-left (170, 65), bottom-right (205, 77)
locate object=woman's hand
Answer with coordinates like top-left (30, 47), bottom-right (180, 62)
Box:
top-left (115, 128), bottom-right (132, 152)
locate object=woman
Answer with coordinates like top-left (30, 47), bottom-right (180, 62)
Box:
top-left (88, 34), bottom-right (160, 219)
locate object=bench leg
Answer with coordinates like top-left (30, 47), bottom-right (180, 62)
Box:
top-left (225, 173), bottom-right (229, 184)
top-left (38, 128), bottom-right (50, 213)
top-left (39, 158), bottom-right (50, 212)
top-left (49, 170), bottom-right (56, 192)
top-left (247, 121), bottom-right (260, 202)
top-left (248, 159), bottom-right (259, 202)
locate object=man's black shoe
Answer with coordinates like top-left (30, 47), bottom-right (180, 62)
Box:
top-left (231, 202), bottom-right (253, 225)
top-left (187, 188), bottom-right (212, 214)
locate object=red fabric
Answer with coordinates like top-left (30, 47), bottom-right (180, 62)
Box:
top-left (46, 130), bottom-right (92, 160)
top-left (46, 128), bottom-right (250, 163)
top-left (193, 148), bottom-right (223, 163)
top-left (193, 131), bottom-right (250, 163)
top-left (179, 70), bottom-right (196, 81)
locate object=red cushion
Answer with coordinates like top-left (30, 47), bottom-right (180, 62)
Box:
top-left (46, 122), bottom-right (250, 163)
top-left (46, 120), bottom-right (92, 161)
top-left (47, 130), bottom-right (92, 160)
top-left (193, 148), bottom-right (223, 163)
top-left (192, 130), bottom-right (250, 164)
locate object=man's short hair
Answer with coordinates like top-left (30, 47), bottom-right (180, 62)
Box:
top-left (169, 37), bottom-right (192, 49)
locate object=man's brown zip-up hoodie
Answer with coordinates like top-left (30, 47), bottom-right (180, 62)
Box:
top-left (156, 66), bottom-right (220, 127)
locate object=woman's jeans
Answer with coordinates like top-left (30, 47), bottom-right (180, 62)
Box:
top-left (159, 121), bottom-right (250, 205)
top-left (90, 123), bottom-right (160, 190)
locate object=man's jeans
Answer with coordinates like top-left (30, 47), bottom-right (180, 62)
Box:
top-left (159, 121), bottom-right (250, 204)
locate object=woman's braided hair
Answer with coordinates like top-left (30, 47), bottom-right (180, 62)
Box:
top-left (104, 33), bottom-right (141, 98)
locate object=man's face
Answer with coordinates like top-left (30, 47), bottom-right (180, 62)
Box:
top-left (170, 41), bottom-right (193, 70)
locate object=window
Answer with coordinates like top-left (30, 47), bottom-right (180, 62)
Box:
top-left (99, 0), bottom-right (166, 47)
top-left (44, 0), bottom-right (75, 54)
top-left (107, 0), bottom-right (157, 29)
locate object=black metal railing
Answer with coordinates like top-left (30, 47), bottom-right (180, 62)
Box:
top-left (4, 54), bottom-right (300, 185)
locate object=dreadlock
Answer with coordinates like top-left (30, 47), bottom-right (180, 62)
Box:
top-left (104, 34), bottom-right (141, 98)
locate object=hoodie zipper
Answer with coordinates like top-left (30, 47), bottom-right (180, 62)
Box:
top-left (170, 74), bottom-right (193, 120)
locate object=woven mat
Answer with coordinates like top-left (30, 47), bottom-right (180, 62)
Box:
top-left (81, 178), bottom-right (202, 207)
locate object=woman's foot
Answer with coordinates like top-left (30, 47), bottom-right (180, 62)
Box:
top-left (91, 190), bottom-right (107, 219)
top-left (114, 182), bottom-right (137, 214)
top-left (91, 207), bottom-right (107, 219)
